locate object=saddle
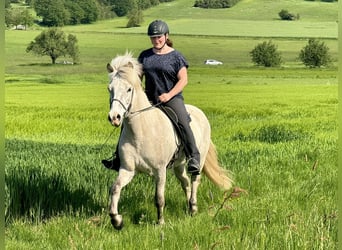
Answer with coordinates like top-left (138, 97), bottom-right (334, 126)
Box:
top-left (159, 105), bottom-right (177, 124)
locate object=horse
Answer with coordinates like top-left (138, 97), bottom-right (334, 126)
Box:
top-left (106, 52), bottom-right (233, 230)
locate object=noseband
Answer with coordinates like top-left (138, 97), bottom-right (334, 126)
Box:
top-left (110, 89), bottom-right (134, 118)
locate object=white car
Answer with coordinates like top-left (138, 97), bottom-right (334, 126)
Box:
top-left (204, 59), bottom-right (223, 65)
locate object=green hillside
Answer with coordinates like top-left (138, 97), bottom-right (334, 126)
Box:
top-left (143, 0), bottom-right (338, 21)
top-left (63, 0), bottom-right (338, 38)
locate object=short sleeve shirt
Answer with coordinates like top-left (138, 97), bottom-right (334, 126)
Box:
top-left (138, 48), bottom-right (189, 104)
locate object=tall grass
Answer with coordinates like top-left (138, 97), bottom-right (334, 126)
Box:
top-left (5, 76), bottom-right (337, 249)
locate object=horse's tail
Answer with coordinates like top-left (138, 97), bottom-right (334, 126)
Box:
top-left (203, 141), bottom-right (233, 190)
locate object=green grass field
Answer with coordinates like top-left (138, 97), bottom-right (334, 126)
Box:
top-left (5, 0), bottom-right (338, 249)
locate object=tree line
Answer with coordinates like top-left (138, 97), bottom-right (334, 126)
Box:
top-left (5, 0), bottom-right (174, 27)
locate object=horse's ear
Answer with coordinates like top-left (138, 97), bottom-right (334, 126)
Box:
top-left (107, 63), bottom-right (114, 73)
top-left (127, 61), bottom-right (134, 69)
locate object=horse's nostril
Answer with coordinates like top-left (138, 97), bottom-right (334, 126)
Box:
top-left (116, 114), bottom-right (121, 121)
top-left (108, 115), bottom-right (112, 122)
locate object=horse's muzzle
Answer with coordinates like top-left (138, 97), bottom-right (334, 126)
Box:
top-left (108, 113), bottom-right (121, 127)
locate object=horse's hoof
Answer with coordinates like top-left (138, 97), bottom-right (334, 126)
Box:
top-left (189, 203), bottom-right (198, 216)
top-left (158, 218), bottom-right (165, 225)
top-left (110, 214), bottom-right (124, 230)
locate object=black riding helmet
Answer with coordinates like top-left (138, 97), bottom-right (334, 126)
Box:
top-left (147, 20), bottom-right (169, 37)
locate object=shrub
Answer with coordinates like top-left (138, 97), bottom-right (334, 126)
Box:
top-left (250, 40), bottom-right (282, 67)
top-left (299, 39), bottom-right (332, 68)
top-left (193, 0), bottom-right (241, 8)
top-left (278, 9), bottom-right (297, 20)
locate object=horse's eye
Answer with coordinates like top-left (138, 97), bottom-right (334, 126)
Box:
top-left (127, 88), bottom-right (132, 92)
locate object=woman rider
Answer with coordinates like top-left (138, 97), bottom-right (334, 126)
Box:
top-left (102, 20), bottom-right (200, 175)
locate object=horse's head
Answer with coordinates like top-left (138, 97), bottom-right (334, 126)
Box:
top-left (106, 52), bottom-right (142, 127)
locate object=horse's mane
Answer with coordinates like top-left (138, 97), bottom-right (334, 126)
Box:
top-left (108, 52), bottom-right (143, 89)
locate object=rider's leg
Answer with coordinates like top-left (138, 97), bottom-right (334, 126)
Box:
top-left (164, 97), bottom-right (200, 175)
top-left (102, 127), bottom-right (122, 171)
top-left (101, 146), bottom-right (120, 171)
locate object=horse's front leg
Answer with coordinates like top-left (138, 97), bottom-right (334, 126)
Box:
top-left (109, 168), bottom-right (135, 230)
top-left (154, 168), bottom-right (167, 225)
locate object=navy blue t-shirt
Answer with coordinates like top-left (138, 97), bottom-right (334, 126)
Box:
top-left (138, 48), bottom-right (189, 104)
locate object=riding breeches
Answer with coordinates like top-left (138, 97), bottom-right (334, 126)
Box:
top-left (162, 97), bottom-right (200, 163)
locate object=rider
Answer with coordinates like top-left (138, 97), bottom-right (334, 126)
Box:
top-left (102, 20), bottom-right (201, 175)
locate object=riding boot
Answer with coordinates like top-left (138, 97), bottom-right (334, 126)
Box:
top-left (102, 126), bottom-right (123, 171)
top-left (178, 123), bottom-right (201, 176)
top-left (187, 154), bottom-right (201, 175)
top-left (101, 146), bottom-right (120, 171)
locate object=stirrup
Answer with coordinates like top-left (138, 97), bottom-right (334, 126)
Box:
top-left (187, 158), bottom-right (200, 175)
top-left (101, 156), bottom-right (120, 171)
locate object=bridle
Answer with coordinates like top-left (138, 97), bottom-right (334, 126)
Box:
top-left (109, 88), bottom-right (134, 118)
top-left (111, 98), bottom-right (131, 115)
top-left (110, 86), bottom-right (162, 118)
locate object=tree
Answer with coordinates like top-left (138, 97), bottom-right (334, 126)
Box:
top-left (64, 1), bottom-right (85, 25)
top-left (76, 0), bottom-right (98, 23)
top-left (5, 0), bottom-right (11, 8)
top-left (112, 0), bottom-right (135, 16)
top-left (299, 39), bottom-right (331, 68)
top-left (34, 0), bottom-right (98, 26)
top-left (26, 28), bottom-right (80, 64)
top-left (33, 0), bottom-right (70, 26)
top-left (5, 8), bottom-right (34, 29)
top-left (65, 34), bottom-right (80, 63)
top-left (21, 9), bottom-right (35, 29)
top-left (126, 8), bottom-right (143, 27)
top-left (64, 0), bottom-right (98, 24)
top-left (250, 40), bottom-right (282, 67)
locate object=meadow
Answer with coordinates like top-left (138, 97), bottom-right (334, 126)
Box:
top-left (5, 0), bottom-right (338, 249)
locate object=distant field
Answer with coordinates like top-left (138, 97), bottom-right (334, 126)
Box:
top-left (63, 18), bottom-right (338, 38)
top-left (143, 0), bottom-right (338, 22)
top-left (5, 0), bottom-right (338, 74)
top-left (4, 31), bottom-right (338, 75)
top-left (61, 0), bottom-right (338, 38)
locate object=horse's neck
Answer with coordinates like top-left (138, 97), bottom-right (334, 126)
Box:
top-left (124, 88), bottom-right (158, 133)
top-left (132, 88), bottom-right (152, 113)
top-left (122, 87), bottom-right (175, 149)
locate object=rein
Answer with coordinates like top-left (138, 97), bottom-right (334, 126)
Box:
top-left (129, 101), bottom-right (162, 116)
top-left (95, 127), bottom-right (116, 152)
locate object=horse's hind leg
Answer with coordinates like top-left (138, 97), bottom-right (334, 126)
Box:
top-left (189, 174), bottom-right (201, 215)
top-left (173, 164), bottom-right (191, 204)
top-left (109, 168), bottom-right (134, 230)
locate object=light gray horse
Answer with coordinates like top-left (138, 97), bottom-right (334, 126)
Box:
top-left (106, 52), bottom-right (233, 230)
